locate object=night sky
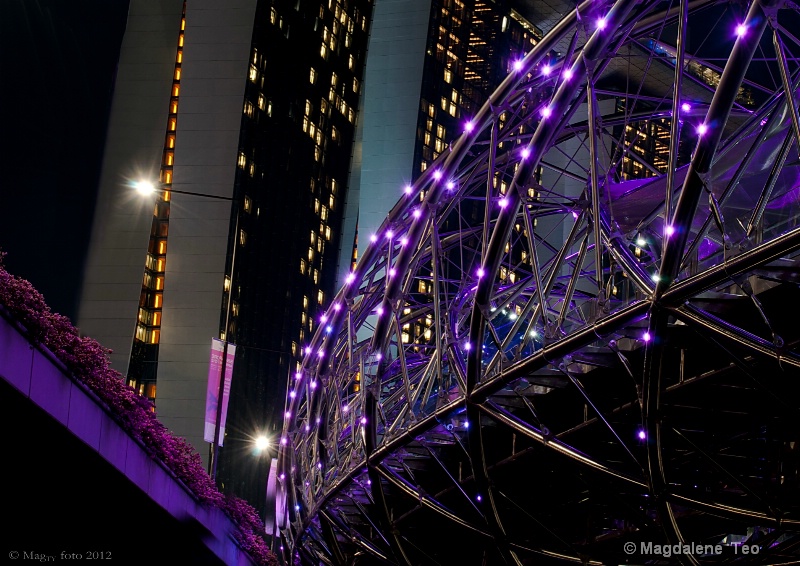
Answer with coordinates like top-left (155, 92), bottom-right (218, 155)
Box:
top-left (0, 0), bottom-right (129, 321)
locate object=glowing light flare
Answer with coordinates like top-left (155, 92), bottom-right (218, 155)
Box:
top-left (464, 120), bottom-right (475, 132)
top-left (255, 436), bottom-right (270, 451)
top-left (413, 208), bottom-right (422, 219)
top-left (289, 390), bottom-right (296, 398)
top-left (643, 331), bottom-right (652, 343)
top-left (346, 272), bottom-right (356, 284)
top-left (399, 237), bottom-right (408, 246)
top-left (310, 380), bottom-right (318, 389)
top-left (361, 417), bottom-right (368, 425)
top-left (697, 123), bottom-right (709, 136)
top-left (541, 106), bottom-right (552, 119)
top-left (389, 268), bottom-right (397, 277)
top-left (665, 224), bottom-right (675, 237)
top-left (563, 68), bottom-right (573, 80)
top-left (433, 169), bottom-right (443, 180)
top-left (638, 430), bottom-right (646, 440)
top-left (681, 102), bottom-right (691, 113)
top-left (134, 180), bottom-right (156, 196)
top-left (295, 371), bottom-right (302, 379)
top-left (477, 267), bottom-right (485, 278)
top-left (370, 234), bottom-right (378, 243)
top-left (596, 17), bottom-right (607, 30)
top-left (542, 64), bottom-right (551, 76)
top-left (404, 184), bottom-right (413, 195)
top-left (386, 230), bottom-right (394, 239)
top-left (735, 23), bottom-right (747, 38)
top-left (446, 181), bottom-right (456, 190)
top-left (304, 346), bottom-right (312, 355)
top-left (521, 147), bottom-right (531, 160)
top-left (464, 342), bottom-right (472, 351)
top-left (513, 59), bottom-right (524, 71)
top-left (499, 197), bottom-right (509, 208)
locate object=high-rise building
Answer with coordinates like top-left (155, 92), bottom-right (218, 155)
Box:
top-left (78, 0), bottom-right (373, 509)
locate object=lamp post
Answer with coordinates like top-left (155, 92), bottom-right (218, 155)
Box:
top-left (135, 179), bottom-right (238, 481)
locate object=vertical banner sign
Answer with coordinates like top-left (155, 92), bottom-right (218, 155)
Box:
top-left (204, 338), bottom-right (236, 445)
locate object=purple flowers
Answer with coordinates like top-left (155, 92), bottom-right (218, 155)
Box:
top-left (0, 252), bottom-right (276, 566)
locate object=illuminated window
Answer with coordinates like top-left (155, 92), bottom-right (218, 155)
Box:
top-left (258, 93), bottom-right (266, 111)
top-left (325, 226), bottom-right (331, 240)
top-left (320, 205), bottom-right (328, 221)
top-left (172, 84), bottom-right (180, 97)
top-left (444, 69), bottom-right (452, 83)
top-left (174, 67), bottom-right (181, 80)
top-left (353, 78), bottom-right (359, 93)
top-left (349, 54), bottom-right (355, 70)
top-left (310, 68), bottom-right (316, 84)
top-left (153, 293), bottom-right (163, 308)
top-left (239, 229), bottom-right (247, 246)
top-left (300, 258), bottom-right (306, 273)
top-left (249, 64), bottom-right (258, 83)
top-left (158, 240), bottom-right (167, 254)
top-left (318, 290), bottom-right (324, 304)
top-left (155, 276), bottom-right (164, 291)
top-left (308, 247), bottom-right (314, 261)
top-left (168, 118), bottom-right (176, 131)
top-left (238, 152), bottom-right (247, 169)
top-left (167, 134), bottom-right (175, 149)
top-left (313, 269), bottom-right (319, 284)
top-left (320, 44), bottom-right (328, 59)
top-left (149, 329), bottom-right (160, 344)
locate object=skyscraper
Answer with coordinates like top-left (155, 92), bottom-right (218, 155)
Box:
top-left (78, 0), bottom-right (373, 509)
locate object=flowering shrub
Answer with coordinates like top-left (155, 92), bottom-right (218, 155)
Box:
top-left (0, 253), bottom-right (276, 566)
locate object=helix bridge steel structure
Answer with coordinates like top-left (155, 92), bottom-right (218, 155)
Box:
top-left (278, 0), bottom-right (800, 562)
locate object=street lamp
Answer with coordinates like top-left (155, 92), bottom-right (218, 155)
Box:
top-left (134, 179), bottom-right (239, 482)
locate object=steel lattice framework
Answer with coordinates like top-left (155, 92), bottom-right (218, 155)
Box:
top-left (278, 0), bottom-right (800, 563)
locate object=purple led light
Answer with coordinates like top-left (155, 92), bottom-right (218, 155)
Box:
top-left (476, 495), bottom-right (482, 502)
top-left (404, 184), bottom-right (413, 195)
top-left (285, 411), bottom-right (292, 418)
top-left (289, 390), bottom-right (296, 398)
top-left (376, 352), bottom-right (383, 361)
top-left (346, 272), bottom-right (356, 284)
top-left (389, 267), bottom-right (397, 277)
top-left (317, 462), bottom-right (322, 469)
top-left (735, 23), bottom-right (747, 38)
top-left (477, 267), bottom-right (485, 278)
top-left (317, 349), bottom-right (325, 357)
top-left (295, 371), bottom-right (302, 379)
top-left (370, 233), bottom-right (378, 243)
top-left (305, 424), bottom-right (310, 431)
top-left (304, 346), bottom-right (312, 355)
top-left (665, 224), bottom-right (675, 237)
top-left (596, 17), bottom-right (607, 30)
top-left (464, 120), bottom-right (475, 132)
top-left (279, 473), bottom-right (285, 480)
top-left (499, 197), bottom-right (509, 208)
top-left (281, 437), bottom-right (288, 445)
top-left (399, 237), bottom-right (408, 246)
top-left (697, 123), bottom-right (708, 136)
top-left (447, 181), bottom-right (455, 190)
top-left (464, 420), bottom-right (469, 429)
top-left (542, 64), bottom-right (551, 76)
top-left (320, 314), bottom-right (328, 323)
top-left (433, 169), bottom-right (443, 180)
top-left (343, 404), bottom-right (349, 413)
top-left (643, 332), bottom-right (652, 343)
top-left (361, 417), bottom-right (367, 425)
top-left (310, 380), bottom-right (317, 389)
top-left (572, 211), bottom-right (579, 219)
top-left (638, 430), bottom-right (646, 440)
top-left (464, 342), bottom-right (472, 351)
top-left (386, 230), bottom-right (394, 239)
top-left (376, 306), bottom-right (384, 316)
top-left (563, 68), bottom-right (573, 80)
top-left (413, 208), bottom-right (422, 219)
top-left (333, 303), bottom-right (341, 311)
top-left (521, 147), bottom-right (531, 159)
top-left (541, 106), bottom-right (552, 119)
top-left (681, 102), bottom-right (691, 113)
top-left (513, 59), bottom-right (524, 71)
